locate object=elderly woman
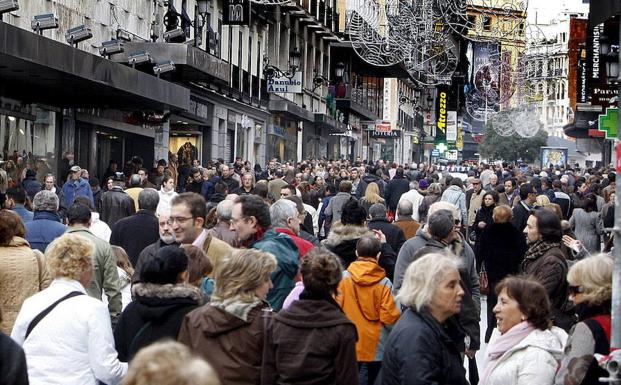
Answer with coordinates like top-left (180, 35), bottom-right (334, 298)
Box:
top-left (479, 205), bottom-right (527, 342)
top-left (114, 246), bottom-right (203, 362)
top-left (262, 248), bottom-right (359, 385)
top-left (377, 253), bottom-right (468, 385)
top-left (555, 254), bottom-right (613, 385)
top-left (178, 248), bottom-right (276, 385)
top-left (481, 277), bottom-right (567, 385)
top-left (0, 210), bottom-right (51, 334)
top-left (11, 233), bottom-right (127, 385)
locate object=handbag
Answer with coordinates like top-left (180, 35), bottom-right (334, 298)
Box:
top-left (479, 263), bottom-right (489, 296)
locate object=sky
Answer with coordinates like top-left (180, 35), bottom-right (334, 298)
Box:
top-left (527, 0), bottom-right (589, 23)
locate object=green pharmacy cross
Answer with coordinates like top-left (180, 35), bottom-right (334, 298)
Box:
top-left (599, 108), bottom-right (618, 140)
top-left (436, 142), bottom-right (448, 154)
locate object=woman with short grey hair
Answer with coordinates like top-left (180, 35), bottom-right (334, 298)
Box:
top-left (377, 252), bottom-right (468, 385)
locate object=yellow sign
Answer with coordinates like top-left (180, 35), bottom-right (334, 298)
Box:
top-left (456, 126), bottom-right (464, 150)
top-left (412, 135), bottom-right (419, 144)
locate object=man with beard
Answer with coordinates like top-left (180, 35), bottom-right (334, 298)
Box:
top-left (133, 210), bottom-right (179, 282)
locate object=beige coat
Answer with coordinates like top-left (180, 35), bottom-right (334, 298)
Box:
top-left (0, 237), bottom-right (51, 333)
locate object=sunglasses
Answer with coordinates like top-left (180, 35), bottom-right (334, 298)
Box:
top-left (568, 285), bottom-right (583, 296)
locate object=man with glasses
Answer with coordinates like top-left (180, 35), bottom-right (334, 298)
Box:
top-left (169, 192), bottom-right (232, 272)
top-left (230, 195), bottom-right (299, 311)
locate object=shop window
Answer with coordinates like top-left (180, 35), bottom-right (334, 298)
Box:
top-left (0, 107), bottom-right (56, 184)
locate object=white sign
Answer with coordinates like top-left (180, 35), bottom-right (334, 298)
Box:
top-left (446, 111), bottom-right (457, 142)
top-left (267, 72), bottom-right (303, 93)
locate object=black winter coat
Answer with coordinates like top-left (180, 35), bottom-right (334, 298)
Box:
top-left (479, 222), bottom-right (526, 283)
top-left (114, 283), bottom-right (202, 362)
top-left (0, 332), bottom-right (28, 385)
top-left (511, 201), bottom-right (531, 232)
top-left (355, 174), bottom-right (385, 199)
top-left (110, 210), bottom-right (160, 266)
top-left (368, 218), bottom-right (407, 255)
top-left (378, 308), bottom-right (468, 385)
top-left (385, 176), bottom-right (410, 212)
top-left (99, 187), bottom-right (136, 227)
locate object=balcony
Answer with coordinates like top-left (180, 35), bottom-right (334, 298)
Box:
top-left (333, 83), bottom-right (380, 121)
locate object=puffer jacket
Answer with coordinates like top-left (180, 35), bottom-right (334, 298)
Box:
top-left (0, 237), bottom-right (51, 334)
top-left (441, 185), bottom-right (467, 224)
top-left (114, 283), bottom-right (202, 362)
top-left (336, 258), bottom-right (401, 362)
top-left (483, 327), bottom-right (567, 385)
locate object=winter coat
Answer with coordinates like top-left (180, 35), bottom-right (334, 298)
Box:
top-left (368, 218), bottom-right (407, 255)
top-left (522, 243), bottom-right (570, 327)
top-left (0, 331), bottom-right (28, 385)
top-left (386, 176), bottom-right (410, 212)
top-left (262, 297), bottom-right (359, 385)
top-left (471, 204), bottom-right (495, 257)
top-left (335, 258), bottom-right (401, 362)
top-left (512, 201), bottom-right (532, 233)
top-left (24, 211), bottom-right (66, 252)
top-left (356, 174), bottom-right (385, 199)
top-left (360, 197), bottom-right (385, 215)
top-left (110, 210), bottom-right (160, 267)
top-left (394, 218), bottom-right (420, 240)
top-left (11, 205), bottom-right (33, 223)
top-left (207, 220), bottom-right (239, 247)
top-left (324, 192), bottom-right (353, 224)
top-left (251, 230), bottom-right (300, 311)
top-left (479, 222), bottom-right (527, 284)
top-left (11, 279), bottom-right (127, 385)
top-left (322, 224), bottom-right (397, 281)
top-left (569, 209), bottom-right (602, 253)
top-left (441, 185), bottom-right (467, 224)
top-left (61, 178), bottom-right (93, 208)
top-left (65, 227), bottom-right (122, 320)
top-left (398, 189), bottom-right (424, 221)
top-left (274, 228), bottom-right (314, 257)
top-left (98, 187), bottom-right (136, 227)
top-left (114, 283), bottom-right (202, 362)
top-left (0, 237), bottom-right (51, 334)
top-left (483, 327), bottom-right (567, 385)
top-left (418, 193), bottom-right (441, 222)
top-left (377, 308), bottom-right (469, 385)
top-left (178, 301), bottom-right (268, 385)
top-left (21, 176), bottom-right (42, 201)
top-left (468, 189), bottom-right (485, 226)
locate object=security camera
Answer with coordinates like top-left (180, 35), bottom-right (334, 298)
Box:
top-left (99, 39), bottom-right (124, 56)
top-left (31, 14), bottom-right (58, 31)
top-left (65, 25), bottom-right (93, 45)
top-left (163, 28), bottom-right (185, 42)
top-left (128, 50), bottom-right (153, 66)
top-left (153, 60), bottom-right (176, 75)
top-left (0, 0), bottom-right (19, 14)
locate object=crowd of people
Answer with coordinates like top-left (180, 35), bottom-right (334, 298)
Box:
top-left (0, 153), bottom-right (616, 385)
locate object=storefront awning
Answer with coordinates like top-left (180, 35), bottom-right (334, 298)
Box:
top-left (0, 23), bottom-right (190, 112)
top-left (112, 42), bottom-right (230, 85)
top-left (268, 96), bottom-right (314, 123)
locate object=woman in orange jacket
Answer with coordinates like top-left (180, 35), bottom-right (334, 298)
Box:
top-left (336, 235), bottom-right (401, 385)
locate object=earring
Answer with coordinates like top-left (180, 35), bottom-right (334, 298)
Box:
top-left (521, 317), bottom-right (526, 321)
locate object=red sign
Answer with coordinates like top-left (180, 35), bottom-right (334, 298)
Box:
top-left (375, 121), bottom-right (391, 132)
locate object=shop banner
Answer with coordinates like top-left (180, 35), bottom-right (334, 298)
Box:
top-left (267, 72), bottom-right (303, 93)
top-left (446, 111), bottom-right (457, 142)
top-left (435, 84), bottom-right (449, 143)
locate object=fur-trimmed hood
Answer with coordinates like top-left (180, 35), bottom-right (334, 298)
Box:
top-left (321, 223), bottom-right (374, 248)
top-left (129, 283), bottom-right (203, 320)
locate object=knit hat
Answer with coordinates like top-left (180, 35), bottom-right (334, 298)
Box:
top-left (33, 190), bottom-right (59, 212)
top-left (418, 179), bottom-right (429, 189)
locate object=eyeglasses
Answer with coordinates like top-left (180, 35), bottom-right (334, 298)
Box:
top-left (231, 216), bottom-right (249, 225)
top-left (166, 216), bottom-right (194, 225)
top-left (568, 285), bottom-right (584, 296)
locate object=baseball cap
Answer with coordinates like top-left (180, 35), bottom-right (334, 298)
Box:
top-left (70, 165), bottom-right (81, 173)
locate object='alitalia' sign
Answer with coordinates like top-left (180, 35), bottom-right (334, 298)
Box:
top-left (267, 72), bottom-right (303, 94)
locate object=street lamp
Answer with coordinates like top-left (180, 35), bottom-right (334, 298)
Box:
top-left (289, 47), bottom-right (302, 72)
top-left (194, 0), bottom-right (210, 47)
top-left (263, 47), bottom-right (303, 79)
top-left (334, 62), bottom-right (345, 78)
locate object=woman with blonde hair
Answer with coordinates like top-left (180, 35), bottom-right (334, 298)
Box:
top-left (535, 194), bottom-right (551, 208)
top-left (111, 245), bottom-right (134, 310)
top-left (11, 233), bottom-right (127, 384)
top-left (178, 248), bottom-right (277, 385)
top-left (377, 252), bottom-right (467, 385)
top-left (555, 254), bottom-right (613, 385)
top-left (0, 209), bottom-right (51, 334)
top-left (123, 340), bottom-right (220, 385)
top-left (359, 182), bottom-right (385, 213)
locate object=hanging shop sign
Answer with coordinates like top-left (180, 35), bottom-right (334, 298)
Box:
top-left (435, 84), bottom-right (449, 143)
top-left (446, 111), bottom-right (457, 142)
top-left (223, 0), bottom-right (250, 25)
top-left (267, 72), bottom-right (303, 93)
top-left (370, 129), bottom-right (401, 138)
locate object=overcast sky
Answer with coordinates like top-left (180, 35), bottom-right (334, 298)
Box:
top-left (527, 0), bottom-right (589, 23)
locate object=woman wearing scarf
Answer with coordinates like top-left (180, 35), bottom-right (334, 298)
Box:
top-left (481, 277), bottom-right (567, 385)
top-left (178, 248), bottom-right (276, 385)
top-left (262, 248), bottom-right (359, 385)
top-left (522, 208), bottom-right (573, 331)
top-left (555, 254), bottom-right (613, 385)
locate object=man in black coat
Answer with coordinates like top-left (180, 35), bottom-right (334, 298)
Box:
top-left (0, 331), bottom-right (29, 385)
top-left (111, 188), bottom-right (160, 266)
top-left (99, 178), bottom-right (136, 227)
top-left (367, 203), bottom-right (406, 255)
top-left (385, 167), bottom-right (410, 213)
top-left (512, 183), bottom-right (536, 232)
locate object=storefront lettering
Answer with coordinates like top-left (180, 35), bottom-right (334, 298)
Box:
top-left (437, 92), bottom-right (447, 132)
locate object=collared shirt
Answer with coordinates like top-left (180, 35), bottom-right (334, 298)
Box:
top-left (192, 228), bottom-right (209, 249)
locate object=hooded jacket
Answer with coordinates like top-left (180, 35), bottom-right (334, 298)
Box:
top-left (336, 258), bottom-right (401, 362)
top-left (113, 283), bottom-right (202, 362)
top-left (322, 224), bottom-right (396, 281)
top-left (441, 185), bottom-right (467, 224)
top-left (262, 297), bottom-right (359, 385)
top-left (484, 327), bottom-right (567, 385)
top-left (178, 301), bottom-right (268, 385)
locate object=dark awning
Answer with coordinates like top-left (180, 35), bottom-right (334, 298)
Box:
top-left (0, 23), bottom-right (190, 112)
top-left (111, 42), bottom-right (230, 85)
top-left (268, 96), bottom-right (314, 122)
